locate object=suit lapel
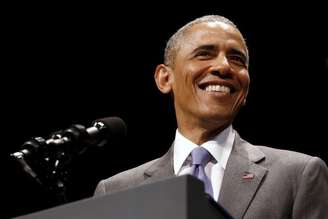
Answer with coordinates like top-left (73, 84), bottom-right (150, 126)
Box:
top-left (143, 145), bottom-right (175, 184)
top-left (140, 136), bottom-right (268, 218)
top-left (219, 134), bottom-right (268, 219)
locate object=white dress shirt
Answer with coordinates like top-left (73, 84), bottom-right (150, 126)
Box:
top-left (173, 125), bottom-right (235, 201)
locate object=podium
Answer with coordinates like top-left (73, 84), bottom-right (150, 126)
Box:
top-left (15, 175), bottom-right (233, 219)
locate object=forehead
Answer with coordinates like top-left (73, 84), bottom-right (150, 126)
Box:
top-left (180, 21), bottom-right (247, 54)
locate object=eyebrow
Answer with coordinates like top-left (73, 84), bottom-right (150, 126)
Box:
top-left (191, 44), bottom-right (218, 55)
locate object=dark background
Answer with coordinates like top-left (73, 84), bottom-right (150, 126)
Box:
top-left (2, 4), bottom-right (328, 218)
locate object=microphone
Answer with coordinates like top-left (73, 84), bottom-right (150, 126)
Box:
top-left (10, 116), bottom-right (127, 201)
top-left (11, 116), bottom-right (127, 159)
top-left (46, 116), bottom-right (127, 150)
top-left (10, 116), bottom-right (127, 183)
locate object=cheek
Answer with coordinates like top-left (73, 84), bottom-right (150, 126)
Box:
top-left (173, 66), bottom-right (197, 89)
top-left (238, 70), bottom-right (250, 90)
top-left (171, 71), bottom-right (191, 101)
top-left (188, 61), bottom-right (213, 75)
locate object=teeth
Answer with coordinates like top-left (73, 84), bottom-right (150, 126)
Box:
top-left (204, 85), bottom-right (230, 93)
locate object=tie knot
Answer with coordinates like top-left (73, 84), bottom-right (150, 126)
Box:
top-left (191, 147), bottom-right (211, 166)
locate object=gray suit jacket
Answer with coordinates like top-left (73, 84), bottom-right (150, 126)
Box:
top-left (94, 134), bottom-right (328, 219)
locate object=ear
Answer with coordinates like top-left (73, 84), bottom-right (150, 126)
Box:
top-left (242, 98), bottom-right (247, 106)
top-left (154, 64), bottom-right (174, 94)
top-left (243, 81), bottom-right (250, 106)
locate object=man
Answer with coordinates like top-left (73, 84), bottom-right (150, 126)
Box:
top-left (94, 15), bottom-right (328, 218)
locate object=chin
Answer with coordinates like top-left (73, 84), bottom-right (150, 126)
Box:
top-left (199, 110), bottom-right (233, 126)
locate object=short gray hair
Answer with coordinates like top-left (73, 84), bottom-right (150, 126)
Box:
top-left (164, 15), bottom-right (249, 67)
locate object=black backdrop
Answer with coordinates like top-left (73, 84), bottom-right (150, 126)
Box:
top-left (2, 4), bottom-right (328, 218)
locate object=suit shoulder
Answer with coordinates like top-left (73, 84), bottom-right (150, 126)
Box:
top-left (253, 144), bottom-right (327, 171)
top-left (257, 145), bottom-right (312, 159)
top-left (95, 158), bottom-right (159, 195)
top-left (107, 158), bottom-right (159, 183)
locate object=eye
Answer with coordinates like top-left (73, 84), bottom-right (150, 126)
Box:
top-left (229, 55), bottom-right (246, 67)
top-left (195, 50), bottom-right (214, 59)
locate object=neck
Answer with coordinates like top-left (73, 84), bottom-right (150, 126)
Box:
top-left (177, 119), bottom-right (230, 145)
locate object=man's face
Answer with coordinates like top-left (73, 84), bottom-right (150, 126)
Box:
top-left (171, 22), bottom-right (250, 128)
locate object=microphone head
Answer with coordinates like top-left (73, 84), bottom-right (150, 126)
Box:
top-left (93, 116), bottom-right (127, 145)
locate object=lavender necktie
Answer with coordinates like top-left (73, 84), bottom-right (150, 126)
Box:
top-left (190, 147), bottom-right (213, 198)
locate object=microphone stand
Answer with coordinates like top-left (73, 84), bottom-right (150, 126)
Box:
top-left (11, 124), bottom-right (89, 206)
top-left (10, 138), bottom-right (69, 205)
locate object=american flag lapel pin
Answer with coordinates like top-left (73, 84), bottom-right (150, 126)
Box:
top-left (242, 172), bottom-right (255, 180)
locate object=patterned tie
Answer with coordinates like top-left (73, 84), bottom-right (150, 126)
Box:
top-left (190, 147), bottom-right (213, 198)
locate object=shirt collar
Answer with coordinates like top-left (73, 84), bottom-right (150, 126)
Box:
top-left (173, 125), bottom-right (235, 175)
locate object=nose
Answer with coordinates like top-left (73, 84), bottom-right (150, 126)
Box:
top-left (209, 54), bottom-right (232, 79)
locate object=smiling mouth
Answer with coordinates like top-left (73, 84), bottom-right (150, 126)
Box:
top-left (198, 84), bottom-right (235, 94)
